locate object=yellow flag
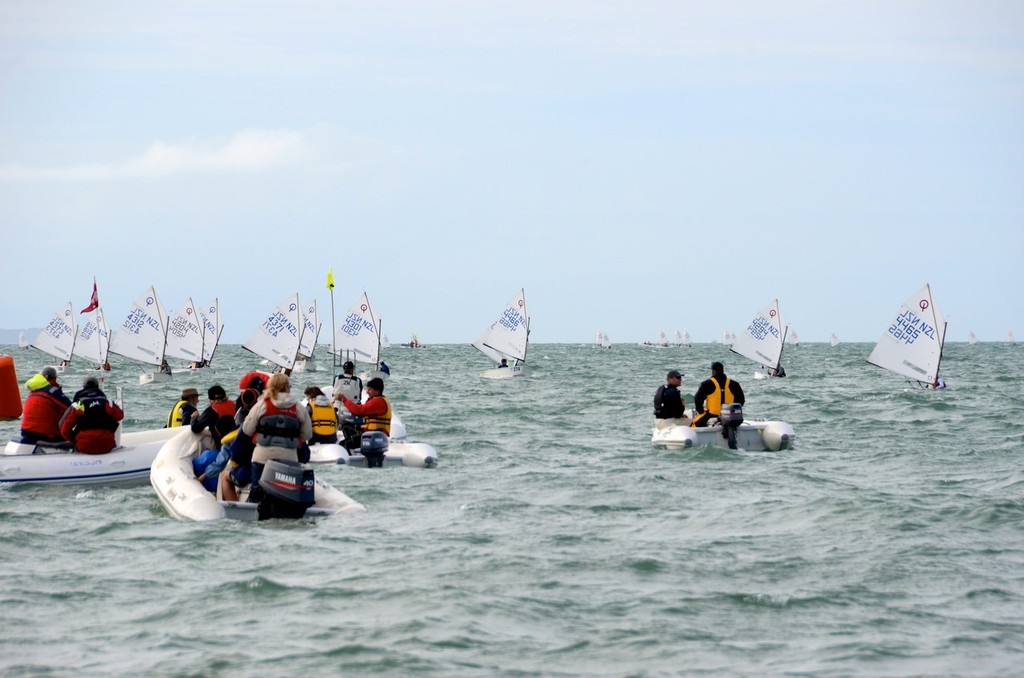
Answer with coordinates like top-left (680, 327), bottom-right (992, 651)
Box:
top-left (326, 267), bottom-right (335, 290)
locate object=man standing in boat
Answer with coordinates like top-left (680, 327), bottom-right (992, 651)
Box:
top-left (653, 369), bottom-right (689, 428)
top-left (691, 361), bottom-right (745, 427)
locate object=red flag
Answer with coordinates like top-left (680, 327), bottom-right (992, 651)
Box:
top-left (80, 279), bottom-right (99, 314)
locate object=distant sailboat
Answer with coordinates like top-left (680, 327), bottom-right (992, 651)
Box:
top-left (334, 292), bottom-right (385, 379)
top-left (789, 330), bottom-right (800, 347)
top-left (196, 298), bottom-right (224, 369)
top-left (830, 333), bottom-right (840, 347)
top-left (1009, 330), bottom-right (1016, 345)
top-left (32, 303), bottom-right (77, 371)
top-left (968, 331), bottom-right (978, 346)
top-left (243, 293), bottom-right (303, 372)
top-left (722, 331), bottom-right (735, 347)
top-left (18, 331), bottom-right (29, 350)
top-left (72, 307), bottom-right (111, 371)
top-left (293, 299), bottom-right (322, 373)
top-left (867, 283), bottom-right (946, 388)
top-left (109, 286), bottom-right (171, 385)
top-left (474, 288), bottom-right (531, 378)
top-left (731, 299), bottom-right (789, 379)
top-left (658, 330), bottom-right (670, 347)
top-left (164, 298), bottom-right (205, 368)
top-left (595, 330), bottom-right (611, 349)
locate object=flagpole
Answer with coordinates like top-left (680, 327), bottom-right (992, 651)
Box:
top-left (327, 267), bottom-right (337, 379)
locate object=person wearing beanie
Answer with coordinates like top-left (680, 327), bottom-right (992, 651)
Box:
top-left (59, 376), bottom-right (123, 454)
top-left (190, 384), bottom-right (237, 445)
top-left (19, 367), bottom-right (73, 444)
top-left (691, 361), bottom-right (745, 428)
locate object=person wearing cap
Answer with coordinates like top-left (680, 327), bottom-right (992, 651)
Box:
top-left (190, 384), bottom-right (237, 445)
top-left (653, 369), bottom-right (690, 428)
top-left (333, 360), bottom-right (363, 405)
top-left (59, 376), bottom-right (124, 454)
top-left (19, 366), bottom-right (73, 444)
top-left (166, 387), bottom-right (201, 427)
top-left (339, 377), bottom-right (391, 438)
top-left (691, 361), bottom-right (745, 428)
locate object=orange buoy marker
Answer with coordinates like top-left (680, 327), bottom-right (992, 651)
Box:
top-left (0, 353), bottom-right (23, 421)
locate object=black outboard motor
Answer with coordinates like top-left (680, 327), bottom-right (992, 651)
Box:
top-left (360, 431), bottom-right (388, 468)
top-left (249, 458), bottom-right (316, 520)
top-left (719, 403), bottom-right (744, 450)
top-left (339, 414), bottom-right (364, 451)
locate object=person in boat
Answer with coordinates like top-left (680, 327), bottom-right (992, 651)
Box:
top-left (166, 387), bottom-right (201, 427)
top-left (653, 369), bottom-right (690, 428)
top-left (932, 374), bottom-right (947, 389)
top-left (101, 361), bottom-right (111, 371)
top-left (498, 358), bottom-right (508, 368)
top-left (59, 359), bottom-right (70, 369)
top-left (190, 384), bottom-right (237, 446)
top-left (234, 387), bottom-right (259, 428)
top-left (219, 390), bottom-right (260, 501)
top-left (769, 364), bottom-right (787, 378)
top-left (339, 377), bottom-right (391, 466)
top-left (379, 360), bottom-right (391, 376)
top-left (159, 359), bottom-right (172, 375)
top-left (58, 376), bottom-right (124, 454)
top-left (194, 415), bottom-right (241, 492)
top-left (333, 360), bottom-right (363, 405)
top-left (241, 372), bottom-right (313, 484)
top-left (19, 366), bottom-right (73, 445)
top-left (691, 361), bottom-right (745, 428)
top-left (305, 386), bottom-right (339, 445)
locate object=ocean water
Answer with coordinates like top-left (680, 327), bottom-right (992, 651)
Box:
top-left (1, 342), bottom-right (1023, 677)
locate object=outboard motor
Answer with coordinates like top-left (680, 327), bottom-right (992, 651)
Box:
top-left (250, 458), bottom-right (316, 520)
top-left (339, 414), bottom-right (364, 451)
top-left (719, 403), bottom-right (744, 450)
top-left (360, 431), bottom-right (388, 468)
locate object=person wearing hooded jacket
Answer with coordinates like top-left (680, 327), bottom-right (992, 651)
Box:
top-left (20, 366), bottom-right (72, 444)
top-left (241, 372), bottom-right (312, 467)
top-left (59, 376), bottom-right (124, 454)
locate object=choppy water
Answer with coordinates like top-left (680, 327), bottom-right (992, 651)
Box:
top-left (1, 342), bottom-right (1023, 677)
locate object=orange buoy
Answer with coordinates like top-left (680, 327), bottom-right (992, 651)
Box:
top-left (0, 354), bottom-right (23, 421)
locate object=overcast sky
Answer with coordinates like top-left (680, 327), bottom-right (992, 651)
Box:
top-left (2, 1), bottom-right (1022, 345)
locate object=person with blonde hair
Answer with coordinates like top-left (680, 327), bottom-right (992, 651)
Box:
top-left (241, 372), bottom-right (312, 468)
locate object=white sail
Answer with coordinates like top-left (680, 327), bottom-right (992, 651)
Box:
top-left (164, 298), bottom-right (204, 363)
top-left (867, 283), bottom-right (946, 385)
top-left (18, 331), bottom-right (29, 349)
top-left (32, 303), bottom-right (77, 362)
top-left (731, 299), bottom-right (788, 373)
top-left (789, 330), bottom-right (800, 346)
top-left (72, 307), bottom-right (111, 366)
top-left (830, 333), bottom-right (840, 347)
top-left (473, 289), bottom-right (530, 364)
top-left (380, 334), bottom-right (391, 349)
top-left (197, 298), bottom-right (223, 363)
top-left (243, 293), bottom-right (303, 370)
top-left (683, 330), bottom-right (691, 346)
top-left (298, 299), bottom-right (321, 359)
top-left (109, 286), bottom-right (170, 367)
top-left (968, 331), bottom-right (977, 346)
top-left (334, 292), bottom-right (380, 366)
top-left (1009, 331), bottom-right (1016, 345)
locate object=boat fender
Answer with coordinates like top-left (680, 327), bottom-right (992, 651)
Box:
top-left (761, 422), bottom-right (796, 452)
top-left (0, 354), bottom-right (23, 421)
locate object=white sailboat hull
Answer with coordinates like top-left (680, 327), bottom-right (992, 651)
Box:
top-left (1, 427), bottom-right (179, 485)
top-left (480, 365), bottom-right (531, 379)
top-left (139, 371), bottom-right (172, 385)
top-left (149, 429), bottom-right (365, 522)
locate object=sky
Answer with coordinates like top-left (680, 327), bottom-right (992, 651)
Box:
top-left (2, 1), bottom-right (1023, 346)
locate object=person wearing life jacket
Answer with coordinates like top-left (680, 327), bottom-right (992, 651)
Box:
top-left (691, 361), bottom-right (745, 428)
top-left (241, 372), bottom-right (312, 468)
top-left (304, 386), bottom-right (339, 445)
top-left (332, 361), bottom-right (363, 405)
top-left (194, 415), bottom-right (241, 492)
top-left (166, 387), bottom-right (200, 427)
top-left (340, 377), bottom-right (392, 437)
top-left (59, 376), bottom-right (124, 454)
top-left (190, 384), bottom-right (237, 446)
top-left (653, 369), bottom-right (690, 429)
top-left (20, 366), bottom-right (73, 444)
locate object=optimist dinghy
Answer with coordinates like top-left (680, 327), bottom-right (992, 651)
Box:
top-left (150, 429), bottom-right (365, 522)
top-left (1, 426), bottom-right (180, 485)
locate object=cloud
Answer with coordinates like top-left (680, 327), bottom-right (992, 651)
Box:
top-left (0, 129), bottom-right (308, 181)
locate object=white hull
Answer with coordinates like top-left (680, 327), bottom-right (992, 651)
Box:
top-left (149, 429), bottom-right (365, 521)
top-left (307, 440), bottom-right (438, 468)
top-left (480, 365), bottom-right (531, 379)
top-left (1, 427), bottom-right (180, 485)
top-left (651, 420), bottom-right (795, 452)
top-left (139, 371), bottom-right (172, 385)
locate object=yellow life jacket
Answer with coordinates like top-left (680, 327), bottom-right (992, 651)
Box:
top-left (310, 401), bottom-right (338, 437)
top-left (704, 376), bottom-right (735, 416)
top-left (220, 428), bottom-right (239, 446)
top-left (363, 396), bottom-right (392, 436)
top-left (166, 399), bottom-right (189, 427)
